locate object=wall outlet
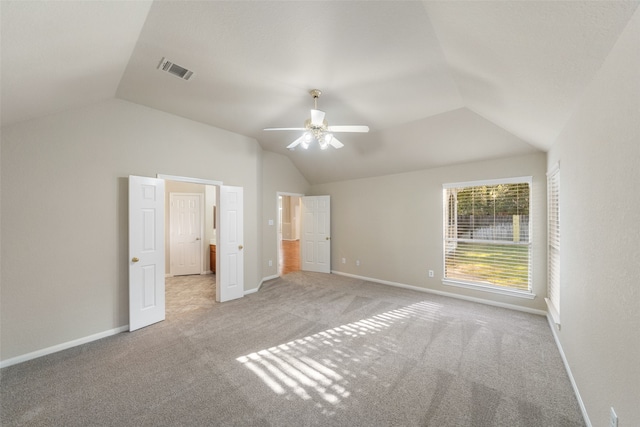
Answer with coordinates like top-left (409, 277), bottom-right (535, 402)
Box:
top-left (429, 270), bottom-right (434, 278)
top-left (356, 260), bottom-right (360, 266)
top-left (268, 219), bottom-right (274, 226)
top-left (268, 260), bottom-right (273, 267)
top-left (342, 258), bottom-right (346, 264)
top-left (610, 407), bottom-right (618, 427)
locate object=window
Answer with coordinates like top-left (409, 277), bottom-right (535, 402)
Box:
top-left (443, 177), bottom-right (533, 297)
top-left (546, 165), bottom-right (560, 323)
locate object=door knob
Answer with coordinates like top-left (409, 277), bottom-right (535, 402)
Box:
top-left (131, 257), bottom-right (140, 263)
top-left (326, 237), bottom-right (331, 240)
top-left (238, 245), bottom-right (244, 250)
top-left (196, 237), bottom-right (201, 241)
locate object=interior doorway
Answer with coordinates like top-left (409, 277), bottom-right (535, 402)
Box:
top-left (166, 181), bottom-right (217, 277)
top-left (165, 180), bottom-right (218, 314)
top-left (278, 193), bottom-right (303, 276)
top-left (130, 174), bottom-right (244, 331)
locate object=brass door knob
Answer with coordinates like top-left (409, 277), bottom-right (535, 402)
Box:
top-left (238, 245), bottom-right (244, 250)
top-left (131, 257), bottom-right (140, 263)
top-left (326, 237), bottom-right (331, 240)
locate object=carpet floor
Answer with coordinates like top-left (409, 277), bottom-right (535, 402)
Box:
top-left (1, 272), bottom-right (584, 426)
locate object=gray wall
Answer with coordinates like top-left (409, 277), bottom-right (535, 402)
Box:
top-left (546, 8), bottom-right (640, 425)
top-left (310, 152), bottom-right (547, 313)
top-left (0, 99), bottom-right (261, 361)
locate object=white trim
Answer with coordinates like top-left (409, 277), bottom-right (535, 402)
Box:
top-left (245, 275), bottom-right (278, 295)
top-left (157, 174), bottom-right (223, 186)
top-left (244, 275), bottom-right (280, 295)
top-left (0, 326), bottom-right (129, 369)
top-left (277, 192), bottom-right (305, 197)
top-left (332, 271), bottom-right (546, 316)
top-left (546, 314), bottom-right (591, 427)
top-left (442, 175), bottom-right (532, 189)
top-left (262, 274), bottom-right (279, 282)
top-left (443, 279), bottom-right (536, 300)
top-left (545, 298), bottom-right (561, 329)
top-left (546, 161), bottom-right (560, 177)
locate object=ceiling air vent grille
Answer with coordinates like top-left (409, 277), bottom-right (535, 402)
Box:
top-left (157, 57), bottom-right (194, 80)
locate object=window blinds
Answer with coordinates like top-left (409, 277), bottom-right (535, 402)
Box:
top-left (547, 167), bottom-right (560, 318)
top-left (443, 178), bottom-right (532, 292)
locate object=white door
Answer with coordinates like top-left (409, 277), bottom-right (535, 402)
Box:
top-left (217, 185), bottom-right (244, 302)
top-left (169, 193), bottom-right (202, 276)
top-left (301, 196), bottom-right (331, 273)
top-left (129, 176), bottom-right (165, 331)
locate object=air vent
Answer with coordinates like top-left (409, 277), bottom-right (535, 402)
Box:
top-left (157, 57), bottom-right (194, 80)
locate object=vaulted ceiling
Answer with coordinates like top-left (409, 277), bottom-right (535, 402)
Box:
top-left (2, 1), bottom-right (637, 184)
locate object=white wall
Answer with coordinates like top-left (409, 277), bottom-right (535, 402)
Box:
top-left (0, 99), bottom-right (261, 362)
top-left (546, 8), bottom-right (640, 425)
top-left (310, 152), bottom-right (547, 313)
top-left (261, 151), bottom-right (309, 279)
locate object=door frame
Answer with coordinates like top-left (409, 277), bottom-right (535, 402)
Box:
top-left (159, 175), bottom-right (223, 279)
top-left (276, 192), bottom-right (304, 276)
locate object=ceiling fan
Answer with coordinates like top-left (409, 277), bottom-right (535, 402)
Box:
top-left (264, 89), bottom-right (369, 150)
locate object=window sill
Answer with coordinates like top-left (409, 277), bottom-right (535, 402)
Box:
top-left (442, 279), bottom-right (536, 300)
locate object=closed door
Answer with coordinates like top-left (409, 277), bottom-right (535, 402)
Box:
top-left (301, 195), bottom-right (331, 273)
top-left (170, 193), bottom-right (203, 276)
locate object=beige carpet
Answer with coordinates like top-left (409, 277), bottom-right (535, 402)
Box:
top-left (165, 274), bottom-right (216, 317)
top-left (1, 272), bottom-right (584, 426)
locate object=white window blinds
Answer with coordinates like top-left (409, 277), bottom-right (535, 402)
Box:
top-left (547, 166), bottom-right (560, 322)
top-left (443, 177), bottom-right (532, 293)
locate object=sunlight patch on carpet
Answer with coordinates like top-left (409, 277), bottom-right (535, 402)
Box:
top-left (236, 300), bottom-right (443, 409)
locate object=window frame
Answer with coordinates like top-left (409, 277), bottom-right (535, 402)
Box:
top-left (442, 176), bottom-right (535, 299)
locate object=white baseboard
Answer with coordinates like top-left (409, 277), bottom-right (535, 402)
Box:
top-left (331, 270), bottom-right (547, 316)
top-left (546, 314), bottom-right (591, 427)
top-left (245, 275), bottom-right (279, 295)
top-left (0, 325), bottom-right (129, 369)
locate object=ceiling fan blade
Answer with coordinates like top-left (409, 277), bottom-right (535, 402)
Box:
top-left (310, 109), bottom-right (325, 126)
top-left (329, 136), bottom-right (344, 149)
top-left (286, 135), bottom-right (305, 150)
top-left (327, 125), bottom-right (369, 133)
top-left (264, 127), bottom-right (306, 131)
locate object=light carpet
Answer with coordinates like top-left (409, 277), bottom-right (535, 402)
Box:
top-left (1, 272), bottom-right (584, 426)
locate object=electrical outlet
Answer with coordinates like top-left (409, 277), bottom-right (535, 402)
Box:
top-left (356, 260), bottom-right (360, 266)
top-left (429, 270), bottom-right (434, 278)
top-left (268, 219), bottom-right (274, 226)
top-left (268, 260), bottom-right (273, 267)
top-left (342, 258), bottom-right (346, 264)
top-left (610, 407), bottom-right (618, 427)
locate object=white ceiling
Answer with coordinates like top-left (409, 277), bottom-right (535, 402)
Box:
top-left (2, 1), bottom-right (637, 184)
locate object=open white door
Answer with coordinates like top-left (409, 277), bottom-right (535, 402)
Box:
top-left (217, 185), bottom-right (244, 302)
top-left (301, 196), bottom-right (331, 273)
top-left (129, 176), bottom-right (165, 331)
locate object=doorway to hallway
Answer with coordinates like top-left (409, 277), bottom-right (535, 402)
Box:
top-left (278, 193), bottom-right (302, 276)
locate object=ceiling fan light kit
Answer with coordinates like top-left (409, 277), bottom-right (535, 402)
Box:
top-left (264, 89), bottom-right (369, 151)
